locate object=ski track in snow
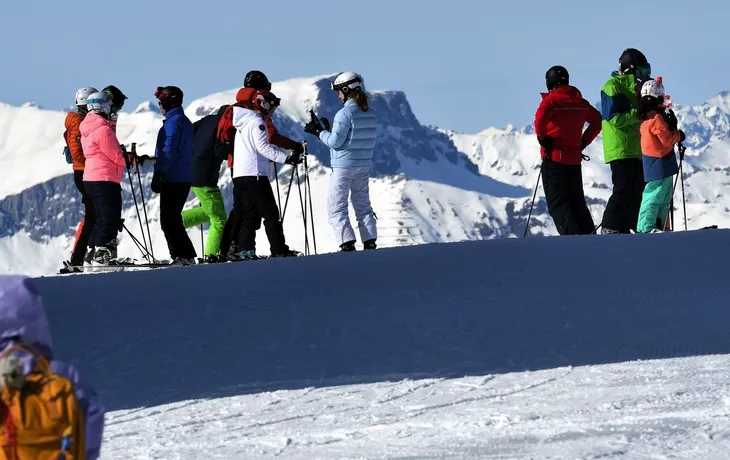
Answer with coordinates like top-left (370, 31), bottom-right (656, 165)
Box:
top-left (102, 357), bottom-right (730, 459)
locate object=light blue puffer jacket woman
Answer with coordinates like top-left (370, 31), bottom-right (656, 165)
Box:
top-left (319, 99), bottom-right (377, 168)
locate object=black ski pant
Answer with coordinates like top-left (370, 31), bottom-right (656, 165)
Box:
top-left (70, 171), bottom-right (97, 265)
top-left (83, 181), bottom-right (121, 249)
top-left (234, 176), bottom-right (289, 256)
top-left (220, 182), bottom-right (244, 255)
top-left (600, 158), bottom-right (645, 233)
top-left (160, 182), bottom-right (197, 260)
top-left (541, 160), bottom-right (595, 235)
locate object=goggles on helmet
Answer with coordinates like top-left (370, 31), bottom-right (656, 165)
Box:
top-left (636, 63), bottom-right (652, 81)
top-left (154, 86), bottom-right (168, 100)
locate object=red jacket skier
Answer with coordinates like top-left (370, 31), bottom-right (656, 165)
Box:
top-left (533, 66), bottom-right (602, 235)
top-left (535, 73), bottom-right (602, 165)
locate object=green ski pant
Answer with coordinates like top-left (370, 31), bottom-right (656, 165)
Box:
top-left (637, 176), bottom-right (673, 233)
top-left (181, 186), bottom-right (227, 256)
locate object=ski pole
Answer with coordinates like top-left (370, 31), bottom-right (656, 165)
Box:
top-left (664, 143), bottom-right (685, 229)
top-left (680, 159), bottom-right (687, 231)
top-left (274, 162), bottom-right (282, 220)
top-left (132, 144), bottom-right (155, 261)
top-left (281, 167), bottom-right (296, 223)
top-left (523, 160), bottom-right (544, 237)
top-left (303, 142), bottom-right (317, 254)
top-left (124, 153), bottom-right (150, 256)
top-left (295, 166), bottom-right (309, 255)
top-left (122, 223), bottom-right (153, 260)
top-left (199, 206), bottom-right (204, 256)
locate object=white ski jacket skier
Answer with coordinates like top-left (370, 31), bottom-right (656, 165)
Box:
top-left (232, 107), bottom-right (289, 178)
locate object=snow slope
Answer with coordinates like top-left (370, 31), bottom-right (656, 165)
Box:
top-left (32, 230), bottom-right (730, 458)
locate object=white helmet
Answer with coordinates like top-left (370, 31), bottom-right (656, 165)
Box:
top-left (75, 87), bottom-right (98, 106)
top-left (640, 78), bottom-right (665, 99)
top-left (332, 72), bottom-right (364, 94)
top-left (86, 91), bottom-right (113, 115)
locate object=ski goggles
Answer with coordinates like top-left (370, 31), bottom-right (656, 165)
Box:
top-left (636, 63), bottom-right (652, 80)
top-left (154, 87), bottom-right (168, 100)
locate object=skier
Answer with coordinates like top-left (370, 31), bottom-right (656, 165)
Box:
top-left (0, 276), bottom-right (105, 459)
top-left (534, 66), bottom-right (602, 235)
top-left (304, 71), bottom-right (378, 252)
top-left (152, 86), bottom-right (197, 265)
top-left (181, 105), bottom-right (230, 263)
top-left (80, 91), bottom-right (132, 264)
top-left (231, 90), bottom-right (302, 259)
top-left (219, 70), bottom-right (304, 259)
top-left (636, 78), bottom-right (685, 233)
top-left (101, 85), bottom-right (128, 131)
top-left (64, 86), bottom-right (98, 270)
top-left (599, 48), bottom-right (652, 234)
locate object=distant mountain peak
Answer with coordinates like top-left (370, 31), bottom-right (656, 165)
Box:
top-left (133, 101), bottom-right (161, 115)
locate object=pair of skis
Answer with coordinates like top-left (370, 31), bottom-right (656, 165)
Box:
top-left (58, 253), bottom-right (283, 275)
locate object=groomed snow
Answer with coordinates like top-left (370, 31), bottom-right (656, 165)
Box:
top-left (101, 355), bottom-right (730, 459)
top-left (32, 230), bottom-right (730, 459)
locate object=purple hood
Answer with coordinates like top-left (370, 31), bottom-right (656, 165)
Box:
top-left (0, 276), bottom-right (53, 354)
top-left (0, 276), bottom-right (104, 460)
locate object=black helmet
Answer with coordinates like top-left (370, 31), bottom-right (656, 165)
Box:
top-left (244, 70), bottom-right (271, 91)
top-left (545, 66), bottom-right (569, 91)
top-left (619, 48), bottom-right (650, 76)
top-left (154, 86), bottom-right (184, 111)
top-left (102, 85), bottom-right (128, 113)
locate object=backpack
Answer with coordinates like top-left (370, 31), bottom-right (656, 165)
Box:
top-left (61, 129), bottom-right (73, 165)
top-left (62, 146), bottom-right (73, 165)
top-left (0, 344), bottom-right (85, 460)
top-left (216, 102), bottom-right (249, 169)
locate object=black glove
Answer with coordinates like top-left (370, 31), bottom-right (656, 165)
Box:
top-left (137, 155), bottom-right (156, 166)
top-left (304, 120), bottom-right (323, 136)
top-left (118, 218), bottom-right (125, 232)
top-left (664, 109), bottom-right (679, 132)
top-left (538, 136), bottom-right (554, 160)
top-left (679, 130), bottom-right (686, 143)
top-left (678, 143), bottom-right (686, 161)
top-left (292, 143), bottom-right (304, 155)
top-left (320, 117), bottom-right (331, 131)
top-left (151, 171), bottom-right (164, 193)
top-left (285, 151), bottom-right (303, 165)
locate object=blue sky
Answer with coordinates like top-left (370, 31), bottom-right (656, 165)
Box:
top-left (1, 0), bottom-right (727, 133)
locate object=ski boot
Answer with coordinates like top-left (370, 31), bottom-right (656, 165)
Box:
top-left (59, 261), bottom-right (83, 274)
top-left (225, 243), bottom-right (240, 261)
top-left (170, 257), bottom-right (196, 266)
top-left (270, 249), bottom-right (301, 258)
top-left (93, 240), bottom-right (118, 265)
top-left (83, 247), bottom-right (96, 265)
top-left (339, 241), bottom-right (356, 252)
top-left (200, 254), bottom-right (225, 264)
top-left (363, 239), bottom-right (377, 250)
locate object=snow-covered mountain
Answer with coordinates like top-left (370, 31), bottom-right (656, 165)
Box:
top-left (2, 75), bottom-right (729, 275)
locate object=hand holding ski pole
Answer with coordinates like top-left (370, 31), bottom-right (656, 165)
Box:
top-left (320, 117), bottom-right (331, 131)
top-left (304, 109), bottom-right (325, 136)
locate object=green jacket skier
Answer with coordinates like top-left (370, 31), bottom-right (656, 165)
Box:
top-left (599, 48), bottom-right (652, 234)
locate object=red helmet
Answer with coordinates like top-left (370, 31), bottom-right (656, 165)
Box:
top-left (252, 90), bottom-right (281, 117)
